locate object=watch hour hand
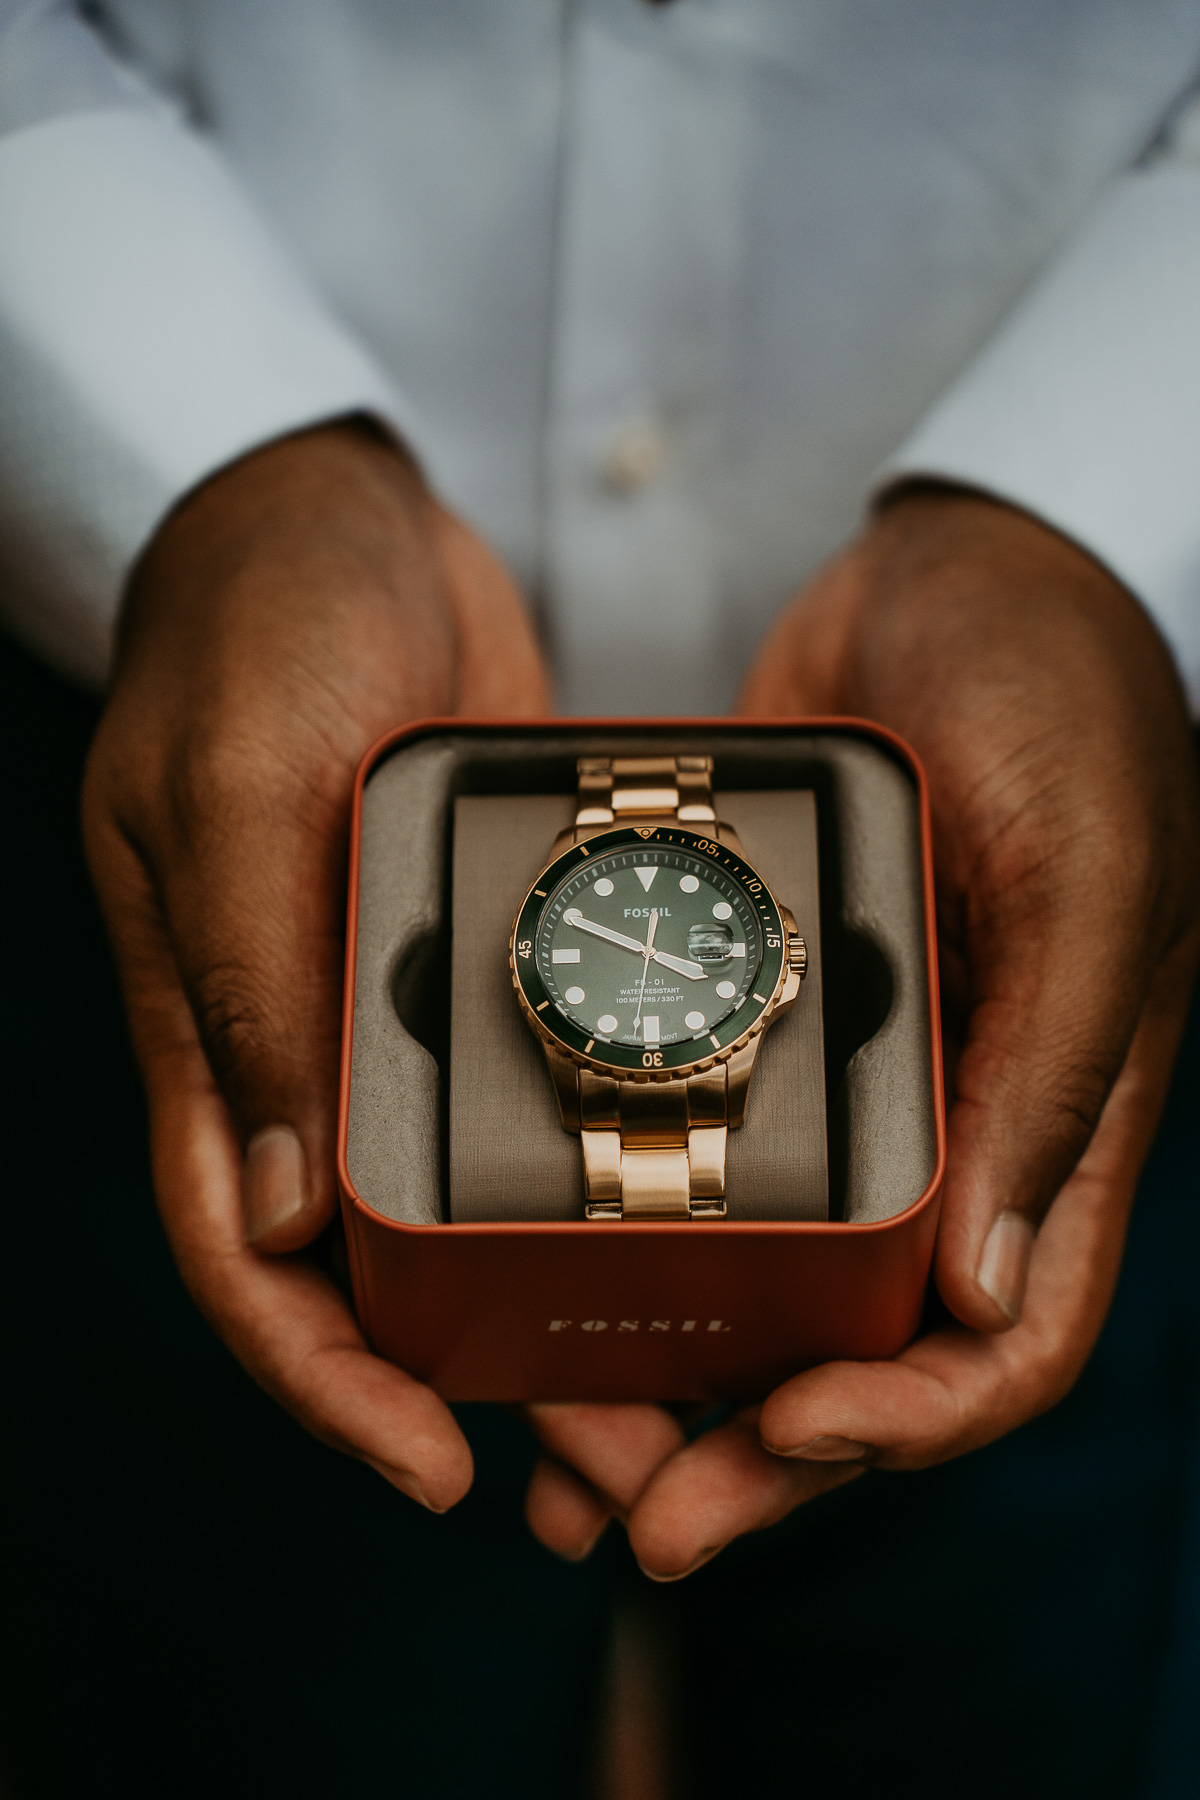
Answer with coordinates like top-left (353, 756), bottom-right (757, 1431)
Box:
top-left (651, 950), bottom-right (707, 981)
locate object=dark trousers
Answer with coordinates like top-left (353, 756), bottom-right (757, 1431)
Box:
top-left (2, 631), bottom-right (1197, 1799)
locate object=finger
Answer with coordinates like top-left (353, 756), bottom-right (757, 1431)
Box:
top-left (524, 1402), bottom-right (686, 1517)
top-left (164, 1075), bottom-right (473, 1510)
top-left (627, 1414), bottom-right (864, 1582)
top-left (430, 502), bottom-right (554, 716)
top-left (80, 823), bottom-right (473, 1506)
top-left (634, 980), bottom-right (1188, 1565)
top-left (736, 552), bottom-right (862, 715)
top-left (938, 921), bottom-right (1198, 1333)
top-left (163, 757), bottom-right (349, 1253)
top-left (906, 518), bottom-right (1200, 1333)
top-left (156, 983), bottom-right (472, 1508)
top-left (524, 1455), bottom-right (612, 1561)
top-left (86, 736), bottom-right (347, 1253)
top-left (761, 983), bottom-right (1189, 1468)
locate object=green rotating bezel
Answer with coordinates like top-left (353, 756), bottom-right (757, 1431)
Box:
top-left (512, 825), bottom-right (786, 1074)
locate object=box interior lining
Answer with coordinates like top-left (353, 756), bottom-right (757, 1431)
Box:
top-left (346, 727), bottom-right (936, 1228)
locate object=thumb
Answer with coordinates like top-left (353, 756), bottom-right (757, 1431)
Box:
top-left (935, 878), bottom-right (1194, 1333)
top-left (736, 545), bottom-right (864, 715)
top-left (428, 502), bottom-right (553, 716)
top-left (105, 739), bottom-right (350, 1256)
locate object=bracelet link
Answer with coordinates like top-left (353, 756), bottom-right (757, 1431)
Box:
top-left (573, 754), bottom-right (715, 837)
top-left (582, 1071), bottom-right (729, 1220)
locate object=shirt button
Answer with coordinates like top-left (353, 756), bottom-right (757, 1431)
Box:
top-left (601, 418), bottom-right (669, 494)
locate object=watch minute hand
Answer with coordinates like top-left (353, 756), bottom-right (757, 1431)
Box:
top-left (652, 949), bottom-right (707, 981)
top-left (562, 909), bottom-right (646, 957)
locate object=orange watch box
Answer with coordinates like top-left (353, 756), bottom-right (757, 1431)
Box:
top-left (337, 719), bottom-right (945, 1402)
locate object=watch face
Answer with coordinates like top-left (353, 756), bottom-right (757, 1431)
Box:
top-left (512, 827), bottom-right (787, 1074)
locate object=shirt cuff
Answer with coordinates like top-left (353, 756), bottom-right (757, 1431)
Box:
top-left (878, 164), bottom-right (1200, 714)
top-left (0, 107), bottom-right (422, 687)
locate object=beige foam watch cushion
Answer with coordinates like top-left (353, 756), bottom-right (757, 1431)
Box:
top-left (448, 792), bottom-right (828, 1223)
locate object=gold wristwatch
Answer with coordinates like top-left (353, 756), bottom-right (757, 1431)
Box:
top-left (510, 756), bottom-right (806, 1221)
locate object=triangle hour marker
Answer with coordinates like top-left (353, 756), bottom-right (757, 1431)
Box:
top-left (634, 866), bottom-right (658, 893)
top-left (635, 828), bottom-right (655, 839)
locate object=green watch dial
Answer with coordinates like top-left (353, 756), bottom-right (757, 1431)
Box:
top-left (513, 828), bottom-right (786, 1074)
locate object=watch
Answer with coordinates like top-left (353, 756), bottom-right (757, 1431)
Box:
top-left (510, 755), bottom-right (807, 1221)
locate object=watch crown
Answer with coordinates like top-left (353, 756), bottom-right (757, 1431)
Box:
top-left (788, 934), bottom-right (807, 980)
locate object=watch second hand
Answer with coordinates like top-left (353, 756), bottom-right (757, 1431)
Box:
top-left (562, 909), bottom-right (707, 980)
top-left (634, 908), bottom-right (658, 1038)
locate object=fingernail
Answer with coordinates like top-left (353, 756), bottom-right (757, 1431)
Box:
top-left (243, 1125), bottom-right (308, 1244)
top-left (770, 1435), bottom-right (873, 1462)
top-left (367, 1461), bottom-right (447, 1513)
top-left (557, 1521), bottom-right (610, 1564)
top-left (976, 1209), bottom-right (1035, 1325)
top-left (637, 1546), bottom-right (721, 1584)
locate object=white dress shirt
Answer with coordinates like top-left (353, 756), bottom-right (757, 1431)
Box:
top-left (1, 0), bottom-right (1199, 712)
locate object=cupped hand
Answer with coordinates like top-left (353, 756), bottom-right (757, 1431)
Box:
top-left (83, 420), bottom-right (550, 1510)
top-left (523, 488), bottom-right (1200, 1574)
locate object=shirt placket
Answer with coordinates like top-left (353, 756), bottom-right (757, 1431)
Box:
top-left (541, 0), bottom-right (748, 716)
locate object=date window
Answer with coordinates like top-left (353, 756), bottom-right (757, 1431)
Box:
top-left (687, 923), bottom-right (733, 963)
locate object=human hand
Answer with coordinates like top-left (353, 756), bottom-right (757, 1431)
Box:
top-left (522, 488), bottom-right (1200, 1574)
top-left (83, 421), bottom-right (550, 1511)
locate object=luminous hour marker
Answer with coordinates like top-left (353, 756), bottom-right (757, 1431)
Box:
top-left (679, 874), bottom-right (699, 893)
top-left (712, 901), bottom-right (732, 920)
top-left (730, 942), bottom-right (746, 958)
top-left (716, 980), bottom-right (737, 999)
top-left (634, 866), bottom-right (658, 892)
top-left (552, 948), bottom-right (580, 964)
top-left (594, 877), bottom-right (614, 896)
top-left (597, 1013), bottom-right (618, 1034)
top-left (685, 1010), bottom-right (705, 1031)
top-left (642, 1015), bottom-right (660, 1044)
top-left (565, 985), bottom-right (586, 1005)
